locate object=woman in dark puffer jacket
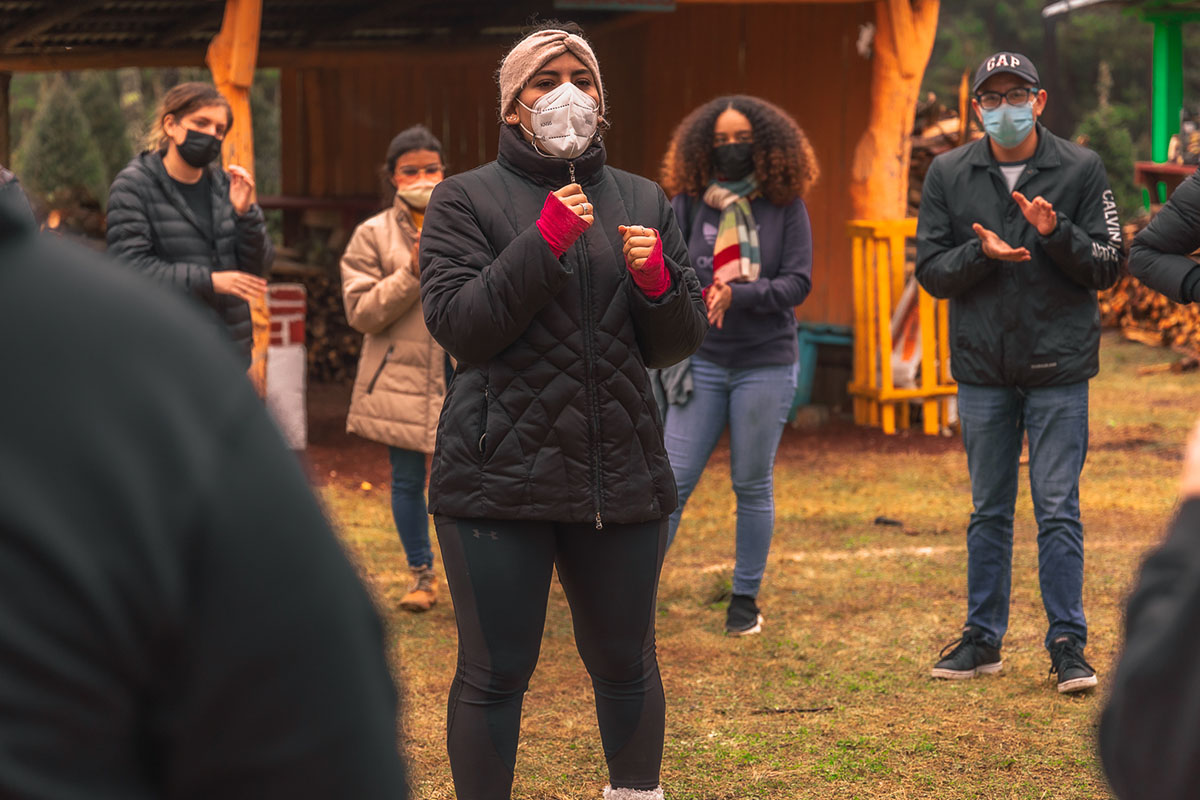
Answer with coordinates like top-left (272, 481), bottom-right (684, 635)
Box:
top-left (418, 22), bottom-right (707, 800)
top-left (107, 82), bottom-right (273, 367)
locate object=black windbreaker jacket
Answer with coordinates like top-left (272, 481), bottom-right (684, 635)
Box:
top-left (419, 126), bottom-right (708, 527)
top-left (916, 124), bottom-right (1124, 387)
top-left (106, 151), bottom-right (274, 366)
top-left (1129, 169), bottom-right (1200, 302)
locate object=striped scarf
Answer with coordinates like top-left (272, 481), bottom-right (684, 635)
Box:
top-left (703, 178), bottom-right (761, 284)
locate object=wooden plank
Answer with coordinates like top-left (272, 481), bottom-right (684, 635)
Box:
top-left (0, 72), bottom-right (9, 167)
top-left (0, 1), bottom-right (107, 51)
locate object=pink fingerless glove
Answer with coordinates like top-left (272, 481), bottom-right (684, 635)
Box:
top-left (536, 193), bottom-right (590, 257)
top-left (630, 231), bottom-right (670, 299)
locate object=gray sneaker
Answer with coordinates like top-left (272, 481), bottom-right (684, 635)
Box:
top-left (931, 626), bottom-right (1002, 679)
top-left (1049, 635), bottom-right (1097, 693)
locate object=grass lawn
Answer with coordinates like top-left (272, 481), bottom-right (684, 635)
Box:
top-left (320, 331), bottom-right (1198, 799)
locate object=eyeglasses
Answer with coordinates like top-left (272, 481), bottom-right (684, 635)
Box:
top-left (395, 165), bottom-right (443, 178)
top-left (975, 87), bottom-right (1039, 111)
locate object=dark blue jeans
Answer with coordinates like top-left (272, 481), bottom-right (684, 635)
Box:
top-left (387, 446), bottom-right (433, 570)
top-left (957, 381), bottom-right (1089, 650)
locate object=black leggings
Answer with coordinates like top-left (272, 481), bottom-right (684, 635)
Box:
top-left (434, 515), bottom-right (667, 799)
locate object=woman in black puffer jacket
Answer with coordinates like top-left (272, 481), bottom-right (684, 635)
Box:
top-left (107, 82), bottom-right (273, 367)
top-left (418, 22), bottom-right (707, 800)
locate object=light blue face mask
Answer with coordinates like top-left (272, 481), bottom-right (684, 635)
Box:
top-left (981, 101), bottom-right (1035, 149)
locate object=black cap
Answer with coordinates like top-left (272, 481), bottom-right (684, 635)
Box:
top-left (973, 52), bottom-right (1040, 93)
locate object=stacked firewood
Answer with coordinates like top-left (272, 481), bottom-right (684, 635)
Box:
top-left (302, 272), bottom-right (362, 383)
top-left (1098, 217), bottom-right (1200, 366)
top-left (1099, 274), bottom-right (1200, 360)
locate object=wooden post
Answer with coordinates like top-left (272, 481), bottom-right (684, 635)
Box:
top-left (849, 0), bottom-right (940, 221)
top-left (206, 0), bottom-right (269, 397)
top-left (0, 71), bottom-right (10, 167)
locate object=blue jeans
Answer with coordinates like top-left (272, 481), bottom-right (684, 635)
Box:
top-left (664, 356), bottom-right (798, 597)
top-left (388, 446), bottom-right (433, 569)
top-left (957, 381), bottom-right (1089, 650)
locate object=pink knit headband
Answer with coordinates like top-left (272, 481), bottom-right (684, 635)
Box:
top-left (497, 29), bottom-right (605, 122)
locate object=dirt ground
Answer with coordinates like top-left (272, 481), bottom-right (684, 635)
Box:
top-left (302, 380), bottom-right (962, 491)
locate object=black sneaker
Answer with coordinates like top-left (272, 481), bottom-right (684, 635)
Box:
top-left (1048, 635), bottom-right (1098, 693)
top-left (931, 626), bottom-right (1002, 679)
top-left (725, 594), bottom-right (763, 636)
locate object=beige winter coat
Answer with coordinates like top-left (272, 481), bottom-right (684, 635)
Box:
top-left (341, 196), bottom-right (445, 453)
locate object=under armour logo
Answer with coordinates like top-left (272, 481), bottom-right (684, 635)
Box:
top-left (472, 529), bottom-right (499, 540)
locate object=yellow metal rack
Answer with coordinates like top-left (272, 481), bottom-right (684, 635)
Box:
top-left (847, 219), bottom-right (956, 435)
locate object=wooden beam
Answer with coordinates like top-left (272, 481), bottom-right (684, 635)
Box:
top-left (161, 4), bottom-right (227, 48)
top-left (299, 0), bottom-right (397, 45)
top-left (206, 0), bottom-right (267, 396)
top-left (676, 0), bottom-right (867, 3)
top-left (0, 72), bottom-right (9, 167)
top-left (0, 1), bottom-right (107, 51)
top-left (0, 43), bottom-right (515, 73)
top-left (849, 0), bottom-right (940, 221)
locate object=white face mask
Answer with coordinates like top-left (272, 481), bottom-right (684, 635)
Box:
top-left (517, 81), bottom-right (599, 160)
top-left (396, 182), bottom-right (436, 210)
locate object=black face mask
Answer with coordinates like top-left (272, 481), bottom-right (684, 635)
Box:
top-left (712, 142), bottom-right (755, 181)
top-left (176, 128), bottom-right (223, 168)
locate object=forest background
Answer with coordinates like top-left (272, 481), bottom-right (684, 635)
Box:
top-left (6, 2), bottom-right (1199, 222)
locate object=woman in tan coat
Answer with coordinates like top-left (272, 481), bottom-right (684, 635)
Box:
top-left (342, 125), bottom-right (448, 612)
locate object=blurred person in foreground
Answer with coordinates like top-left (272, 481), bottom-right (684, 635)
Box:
top-left (916, 52), bottom-right (1124, 692)
top-left (1100, 415), bottom-right (1200, 799)
top-left (0, 167), bottom-right (407, 798)
top-left (107, 81), bottom-right (273, 369)
top-left (342, 125), bottom-right (450, 614)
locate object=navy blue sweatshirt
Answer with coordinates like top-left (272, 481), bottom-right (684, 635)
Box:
top-left (670, 193), bottom-right (813, 368)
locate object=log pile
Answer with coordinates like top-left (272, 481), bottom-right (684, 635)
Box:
top-left (1099, 273), bottom-right (1200, 360)
top-left (1098, 217), bottom-right (1200, 364)
top-left (302, 271), bottom-right (362, 383)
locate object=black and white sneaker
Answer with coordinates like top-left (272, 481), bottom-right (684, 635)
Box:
top-left (1049, 635), bottom-right (1098, 693)
top-left (931, 626), bottom-right (1003, 679)
top-left (725, 594), bottom-right (763, 636)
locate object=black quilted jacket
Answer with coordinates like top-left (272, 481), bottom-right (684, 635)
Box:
top-left (106, 151), bottom-right (274, 365)
top-left (419, 126), bottom-right (708, 527)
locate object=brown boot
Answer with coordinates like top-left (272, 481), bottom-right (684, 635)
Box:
top-left (399, 565), bottom-right (438, 612)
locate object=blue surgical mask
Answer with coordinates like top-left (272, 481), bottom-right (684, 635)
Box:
top-left (981, 102), bottom-right (1035, 149)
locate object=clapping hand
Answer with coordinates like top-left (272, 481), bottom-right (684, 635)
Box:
top-left (1013, 191), bottom-right (1057, 236)
top-left (972, 223), bottom-right (1031, 262)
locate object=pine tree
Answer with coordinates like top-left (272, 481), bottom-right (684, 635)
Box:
top-left (12, 74), bottom-right (109, 208)
top-left (75, 70), bottom-right (133, 185)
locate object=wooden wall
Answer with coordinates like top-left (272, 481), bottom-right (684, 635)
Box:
top-left (280, 2), bottom-right (874, 327)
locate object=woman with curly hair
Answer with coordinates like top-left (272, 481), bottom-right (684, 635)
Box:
top-left (659, 95), bottom-right (818, 636)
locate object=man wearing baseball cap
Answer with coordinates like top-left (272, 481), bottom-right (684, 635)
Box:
top-left (916, 51), bottom-right (1125, 693)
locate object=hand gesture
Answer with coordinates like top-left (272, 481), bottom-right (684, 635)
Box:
top-left (228, 165), bottom-right (255, 216)
top-left (409, 233), bottom-right (421, 278)
top-left (553, 183), bottom-right (594, 226)
top-left (212, 270), bottom-right (267, 303)
top-left (973, 223), bottom-right (1031, 262)
top-left (618, 224), bottom-right (658, 272)
top-left (705, 277), bottom-right (732, 329)
top-left (1013, 191), bottom-right (1057, 236)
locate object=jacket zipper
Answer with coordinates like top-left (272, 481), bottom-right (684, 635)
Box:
top-left (477, 384), bottom-right (489, 456)
top-left (576, 234), bottom-right (604, 530)
top-left (365, 345), bottom-right (394, 394)
top-left (568, 161), bottom-right (576, 184)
